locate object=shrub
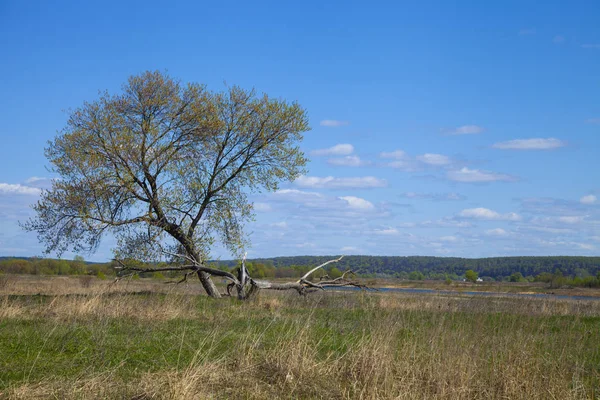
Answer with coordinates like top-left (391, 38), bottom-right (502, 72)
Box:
top-left (465, 270), bottom-right (478, 283)
top-left (152, 272), bottom-right (164, 280)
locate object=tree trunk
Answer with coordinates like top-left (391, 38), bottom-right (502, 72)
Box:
top-left (197, 270), bottom-right (221, 298)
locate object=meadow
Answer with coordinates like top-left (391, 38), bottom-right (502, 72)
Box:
top-left (1, 276), bottom-right (599, 399)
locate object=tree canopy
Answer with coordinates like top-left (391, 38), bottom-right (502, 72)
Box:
top-left (24, 71), bottom-right (310, 297)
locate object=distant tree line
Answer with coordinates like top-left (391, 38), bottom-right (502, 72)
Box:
top-left (217, 255), bottom-right (600, 287)
top-left (0, 257), bottom-right (342, 281)
top-left (2, 255), bottom-right (600, 288)
top-left (0, 257), bottom-right (115, 278)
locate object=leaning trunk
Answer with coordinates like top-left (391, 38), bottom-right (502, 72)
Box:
top-left (197, 270), bottom-right (221, 298)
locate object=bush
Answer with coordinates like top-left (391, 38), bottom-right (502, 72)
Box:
top-left (152, 272), bottom-right (164, 280)
top-left (465, 270), bottom-right (478, 283)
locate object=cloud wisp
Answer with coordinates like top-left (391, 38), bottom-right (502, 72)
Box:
top-left (400, 192), bottom-right (465, 201)
top-left (445, 125), bottom-right (484, 135)
top-left (327, 155), bottom-right (370, 167)
top-left (580, 195), bottom-right (597, 205)
top-left (458, 207), bottom-right (522, 221)
top-left (492, 138), bottom-right (566, 150)
top-left (311, 143), bottom-right (354, 156)
top-left (447, 167), bottom-right (515, 183)
top-left (485, 228), bottom-right (511, 237)
top-left (294, 175), bottom-right (387, 189)
top-left (338, 196), bottom-right (375, 210)
top-left (0, 183), bottom-right (41, 196)
top-left (416, 153), bottom-right (452, 166)
top-left (379, 150), bottom-right (461, 172)
top-left (320, 120), bottom-right (350, 127)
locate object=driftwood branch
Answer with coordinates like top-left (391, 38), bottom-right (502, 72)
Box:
top-left (247, 256), bottom-right (370, 296)
top-left (113, 255), bottom-right (370, 299)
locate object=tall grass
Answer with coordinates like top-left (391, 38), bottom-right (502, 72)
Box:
top-left (1, 276), bottom-right (599, 399)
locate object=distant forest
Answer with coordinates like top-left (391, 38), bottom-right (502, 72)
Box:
top-left (1, 255), bottom-right (599, 283)
top-left (216, 255), bottom-right (600, 280)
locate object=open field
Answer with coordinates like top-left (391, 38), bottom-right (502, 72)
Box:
top-left (1, 276), bottom-right (600, 399)
top-left (372, 279), bottom-right (600, 299)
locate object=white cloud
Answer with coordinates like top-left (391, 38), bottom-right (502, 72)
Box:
top-left (253, 202), bottom-right (272, 212)
top-left (485, 228), bottom-right (509, 237)
top-left (459, 208), bottom-right (521, 221)
top-left (0, 183), bottom-right (41, 196)
top-left (275, 189), bottom-right (322, 197)
top-left (25, 177), bottom-right (47, 184)
top-left (328, 155), bottom-right (369, 167)
top-left (420, 218), bottom-right (473, 228)
top-left (284, 242), bottom-right (316, 249)
top-left (557, 215), bottom-right (586, 224)
top-left (401, 192), bottom-right (465, 201)
top-left (273, 189), bottom-right (323, 203)
top-left (386, 160), bottom-right (420, 172)
top-left (320, 120), bottom-right (349, 127)
top-left (492, 138), bottom-right (566, 150)
top-left (446, 193), bottom-right (464, 200)
top-left (447, 125), bottom-right (484, 135)
top-left (338, 196), bottom-right (375, 210)
top-left (580, 195), bottom-right (597, 205)
top-left (373, 228), bottom-right (399, 235)
top-left (525, 226), bottom-right (575, 234)
top-left (586, 118), bottom-right (600, 124)
top-left (340, 246), bottom-right (361, 253)
top-left (379, 150), bottom-right (406, 159)
top-left (270, 221), bottom-right (288, 229)
top-left (416, 153), bottom-right (452, 166)
top-left (295, 175), bottom-right (387, 189)
top-left (581, 44), bottom-right (600, 49)
top-left (576, 243), bottom-right (595, 251)
top-left (311, 144), bottom-right (354, 156)
top-left (447, 167), bottom-right (514, 183)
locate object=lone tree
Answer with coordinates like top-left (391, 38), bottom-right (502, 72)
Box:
top-left (465, 269), bottom-right (479, 283)
top-left (24, 71), bottom-right (363, 298)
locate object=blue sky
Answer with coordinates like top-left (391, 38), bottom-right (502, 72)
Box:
top-left (1, 0), bottom-right (599, 261)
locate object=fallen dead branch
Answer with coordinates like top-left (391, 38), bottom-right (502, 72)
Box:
top-left (115, 254), bottom-right (369, 300)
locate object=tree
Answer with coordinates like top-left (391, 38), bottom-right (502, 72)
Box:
top-left (24, 71), bottom-right (365, 298)
top-left (465, 269), bottom-right (478, 283)
top-left (328, 267), bottom-right (343, 279)
top-left (408, 271), bottom-right (424, 280)
top-left (24, 71), bottom-right (311, 298)
top-left (509, 272), bottom-right (525, 282)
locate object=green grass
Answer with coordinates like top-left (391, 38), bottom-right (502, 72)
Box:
top-left (1, 280), bottom-right (600, 399)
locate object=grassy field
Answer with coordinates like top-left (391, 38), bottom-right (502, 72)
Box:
top-left (1, 276), bottom-right (600, 399)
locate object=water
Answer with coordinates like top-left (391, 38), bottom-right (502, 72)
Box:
top-left (326, 286), bottom-right (600, 301)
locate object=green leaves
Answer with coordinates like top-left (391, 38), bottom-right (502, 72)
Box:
top-left (24, 71), bottom-right (310, 269)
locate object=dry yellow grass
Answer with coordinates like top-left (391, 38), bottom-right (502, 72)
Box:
top-left (1, 276), bottom-right (599, 399)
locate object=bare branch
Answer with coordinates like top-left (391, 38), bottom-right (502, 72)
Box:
top-left (299, 256), bottom-right (344, 281)
top-left (239, 256), bottom-right (372, 298)
top-left (113, 259), bottom-right (197, 273)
